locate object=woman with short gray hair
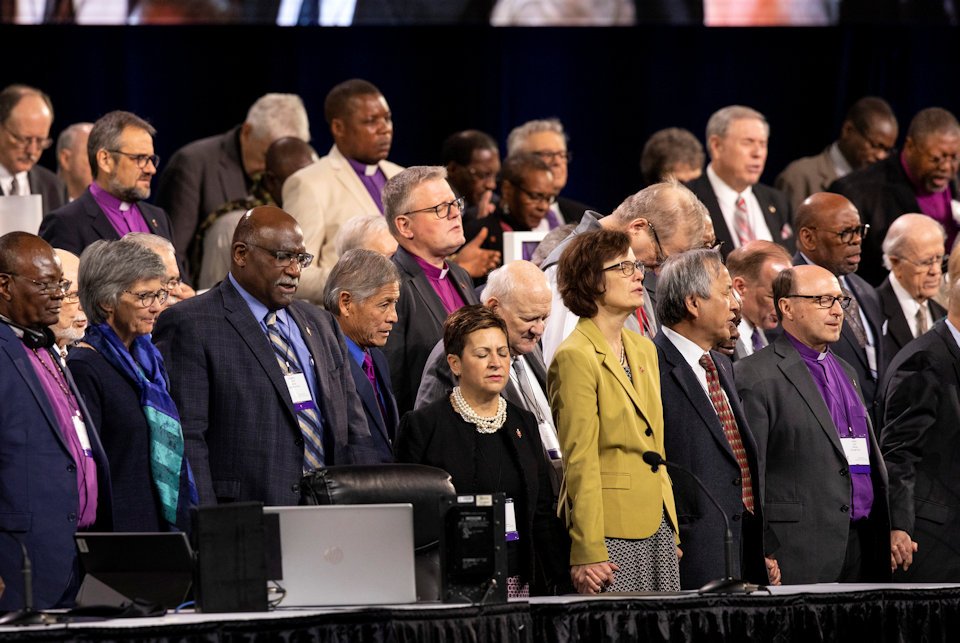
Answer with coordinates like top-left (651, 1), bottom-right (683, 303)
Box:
top-left (70, 238), bottom-right (195, 533)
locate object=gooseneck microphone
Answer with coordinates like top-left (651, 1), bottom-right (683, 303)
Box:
top-left (0, 534), bottom-right (51, 625)
top-left (643, 451), bottom-right (760, 594)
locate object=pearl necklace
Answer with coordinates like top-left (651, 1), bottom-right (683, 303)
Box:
top-left (450, 386), bottom-right (507, 434)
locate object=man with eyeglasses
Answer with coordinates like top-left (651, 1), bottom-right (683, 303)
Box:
top-left (877, 214), bottom-right (947, 366)
top-left (506, 118), bottom-right (593, 225)
top-left (39, 111), bottom-right (186, 281)
top-left (687, 105), bottom-right (796, 260)
top-left (735, 264), bottom-right (891, 584)
top-left (124, 232), bottom-right (196, 305)
top-left (830, 107), bottom-right (960, 286)
top-left (793, 192), bottom-right (885, 427)
top-left (0, 84), bottom-right (68, 215)
top-left (153, 205), bottom-right (377, 507)
top-left (0, 231), bottom-right (111, 610)
top-left (382, 166), bottom-right (479, 416)
top-left (49, 248), bottom-right (87, 360)
top-left (777, 97), bottom-right (898, 210)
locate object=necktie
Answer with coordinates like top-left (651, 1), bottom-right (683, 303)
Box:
top-left (362, 351), bottom-right (389, 427)
top-left (915, 306), bottom-right (928, 337)
top-left (297, 0), bottom-right (320, 25)
top-left (264, 311), bottom-right (325, 471)
top-left (44, 0), bottom-right (74, 23)
top-left (8, 175), bottom-right (18, 196)
top-left (751, 328), bottom-right (765, 352)
top-left (699, 353), bottom-right (754, 513)
top-left (839, 282), bottom-right (867, 349)
top-left (734, 195), bottom-right (754, 246)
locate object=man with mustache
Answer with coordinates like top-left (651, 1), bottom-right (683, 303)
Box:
top-left (39, 111), bottom-right (185, 279)
top-left (49, 248), bottom-right (87, 361)
top-left (153, 206), bottom-right (378, 506)
top-left (830, 107), bottom-right (960, 286)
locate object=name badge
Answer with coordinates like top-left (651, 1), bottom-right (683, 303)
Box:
top-left (72, 412), bottom-right (93, 457)
top-left (865, 345), bottom-right (878, 378)
top-left (284, 372), bottom-right (316, 412)
top-left (841, 436), bottom-right (870, 466)
top-left (505, 498), bottom-right (519, 542)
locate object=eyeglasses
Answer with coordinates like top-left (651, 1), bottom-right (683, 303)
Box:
top-left (921, 151), bottom-right (960, 168)
top-left (401, 196), bottom-right (465, 220)
top-left (0, 123), bottom-right (52, 151)
top-left (530, 150), bottom-right (572, 164)
top-left (63, 290), bottom-right (80, 304)
top-left (808, 223), bottom-right (870, 244)
top-left (602, 260), bottom-right (645, 278)
top-left (516, 184), bottom-right (558, 206)
top-left (647, 222), bottom-right (668, 267)
top-left (248, 244), bottom-right (315, 269)
top-left (165, 277), bottom-right (182, 290)
top-left (784, 294), bottom-right (852, 310)
top-left (3, 273), bottom-right (71, 295)
top-left (466, 167), bottom-right (498, 182)
top-left (704, 239), bottom-right (725, 252)
top-left (894, 254), bottom-right (945, 271)
top-left (108, 150), bottom-right (161, 170)
top-left (124, 289), bottom-right (169, 308)
top-left (854, 124), bottom-right (894, 155)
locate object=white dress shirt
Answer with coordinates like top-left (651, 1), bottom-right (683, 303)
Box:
top-left (706, 164), bottom-right (774, 249)
top-left (889, 272), bottom-right (932, 338)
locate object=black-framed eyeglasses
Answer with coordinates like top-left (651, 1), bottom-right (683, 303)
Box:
top-left (530, 150), bottom-right (572, 164)
top-left (784, 294), bottom-right (852, 310)
top-left (853, 123), bottom-right (894, 155)
top-left (808, 223), bottom-right (870, 244)
top-left (704, 239), bottom-right (725, 252)
top-left (247, 244), bottom-right (315, 269)
top-left (894, 254), bottom-right (945, 271)
top-left (602, 260), bottom-right (645, 278)
top-left (3, 273), bottom-right (71, 295)
top-left (0, 122), bottom-right (52, 151)
top-left (401, 196), bottom-right (465, 220)
top-left (124, 288), bottom-right (169, 308)
top-left (516, 184), bottom-right (558, 206)
top-left (108, 150), bottom-right (160, 170)
top-left (647, 222), bottom-right (668, 267)
top-left (466, 167), bottom-right (498, 182)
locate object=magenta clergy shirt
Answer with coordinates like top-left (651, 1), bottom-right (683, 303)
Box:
top-left (901, 151), bottom-right (959, 250)
top-left (89, 183), bottom-right (151, 236)
top-left (412, 254), bottom-right (466, 314)
top-left (346, 157), bottom-right (387, 213)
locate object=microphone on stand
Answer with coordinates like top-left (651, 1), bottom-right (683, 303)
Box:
top-left (0, 534), bottom-right (51, 625)
top-left (642, 451), bottom-right (761, 594)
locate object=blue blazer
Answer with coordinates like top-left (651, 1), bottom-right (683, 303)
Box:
top-left (0, 324), bottom-right (111, 610)
top-left (347, 346), bottom-right (398, 463)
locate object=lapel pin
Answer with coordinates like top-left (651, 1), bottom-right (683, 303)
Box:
top-left (768, 205), bottom-right (776, 214)
top-left (151, 218), bottom-right (158, 228)
top-left (305, 326), bottom-right (312, 336)
top-left (516, 429), bottom-right (522, 438)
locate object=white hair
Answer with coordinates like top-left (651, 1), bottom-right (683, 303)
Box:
top-left (334, 215), bottom-right (390, 257)
top-left (245, 93), bottom-right (311, 143)
top-left (506, 118), bottom-right (567, 156)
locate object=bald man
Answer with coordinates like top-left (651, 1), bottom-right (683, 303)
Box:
top-left (736, 265), bottom-right (890, 584)
top-left (154, 206), bottom-right (378, 507)
top-left (49, 248), bottom-right (87, 359)
top-left (877, 214), bottom-right (947, 365)
top-left (793, 192), bottom-right (885, 426)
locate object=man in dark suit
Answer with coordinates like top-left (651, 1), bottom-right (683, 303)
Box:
top-left (881, 278), bottom-right (960, 581)
top-left (727, 240), bottom-right (793, 360)
top-left (792, 192), bottom-right (885, 427)
top-left (0, 84), bottom-right (67, 215)
top-left (686, 105), bottom-right (795, 259)
top-left (877, 214), bottom-right (947, 367)
top-left (153, 206), bottom-right (377, 507)
top-left (383, 166), bottom-right (479, 416)
top-left (829, 107), bottom-right (960, 285)
top-left (156, 93), bottom-right (311, 264)
top-left (654, 249), bottom-right (776, 588)
top-left (735, 265), bottom-right (890, 584)
top-left (324, 248), bottom-right (400, 463)
top-left (0, 232), bottom-right (110, 609)
top-left (39, 111), bottom-right (185, 277)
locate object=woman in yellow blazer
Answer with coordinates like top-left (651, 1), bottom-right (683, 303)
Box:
top-left (548, 229), bottom-right (680, 593)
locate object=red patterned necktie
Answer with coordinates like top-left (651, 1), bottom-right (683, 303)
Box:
top-left (699, 353), bottom-right (754, 513)
top-left (734, 194), bottom-right (754, 246)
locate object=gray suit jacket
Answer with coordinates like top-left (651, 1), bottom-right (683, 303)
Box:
top-left (734, 334), bottom-right (890, 583)
top-left (775, 145), bottom-right (839, 210)
top-left (153, 277), bottom-right (377, 506)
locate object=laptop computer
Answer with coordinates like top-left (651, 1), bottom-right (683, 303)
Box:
top-left (263, 504), bottom-right (417, 607)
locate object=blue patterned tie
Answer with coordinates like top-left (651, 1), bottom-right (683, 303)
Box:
top-left (264, 311), bottom-right (325, 471)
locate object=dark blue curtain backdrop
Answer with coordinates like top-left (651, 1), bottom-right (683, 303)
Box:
top-left (3, 25), bottom-right (959, 213)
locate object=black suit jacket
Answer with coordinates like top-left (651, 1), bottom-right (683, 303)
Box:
top-left (238, 0), bottom-right (486, 24)
top-left (654, 333), bottom-right (768, 588)
top-left (556, 195), bottom-right (592, 224)
top-left (880, 320), bottom-right (960, 581)
top-left (735, 334), bottom-right (891, 584)
top-left (25, 165), bottom-right (68, 215)
top-left (153, 277), bottom-right (378, 506)
top-left (347, 346), bottom-right (398, 464)
top-left (876, 279), bottom-right (947, 369)
top-left (686, 174), bottom-right (795, 259)
top-left (384, 245), bottom-right (479, 416)
top-left (827, 154), bottom-right (956, 286)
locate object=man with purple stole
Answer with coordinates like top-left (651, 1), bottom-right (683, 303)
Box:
top-left (735, 265), bottom-right (891, 584)
top-left (0, 232), bottom-right (111, 610)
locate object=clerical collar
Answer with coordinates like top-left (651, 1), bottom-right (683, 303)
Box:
top-left (346, 156), bottom-right (380, 177)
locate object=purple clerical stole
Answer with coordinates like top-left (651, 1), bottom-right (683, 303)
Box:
top-left (346, 157), bottom-right (387, 213)
top-left (901, 151), bottom-right (959, 250)
top-left (413, 255), bottom-right (466, 314)
top-left (25, 344), bottom-right (99, 527)
top-left (787, 333), bottom-right (874, 520)
top-left (89, 183), bottom-right (151, 236)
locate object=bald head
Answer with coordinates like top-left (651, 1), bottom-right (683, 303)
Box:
top-left (481, 260), bottom-right (551, 356)
top-left (231, 206), bottom-right (306, 310)
top-left (883, 213), bottom-right (946, 302)
top-left (774, 264), bottom-right (844, 351)
top-left (0, 232), bottom-right (64, 329)
top-left (51, 249), bottom-right (86, 347)
top-left (265, 137), bottom-right (315, 205)
top-left (796, 192), bottom-right (864, 276)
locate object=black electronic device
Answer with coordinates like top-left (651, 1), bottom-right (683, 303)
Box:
top-left (439, 493), bottom-right (507, 604)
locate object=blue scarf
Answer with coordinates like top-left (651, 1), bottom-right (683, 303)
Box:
top-left (84, 323), bottom-right (197, 529)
